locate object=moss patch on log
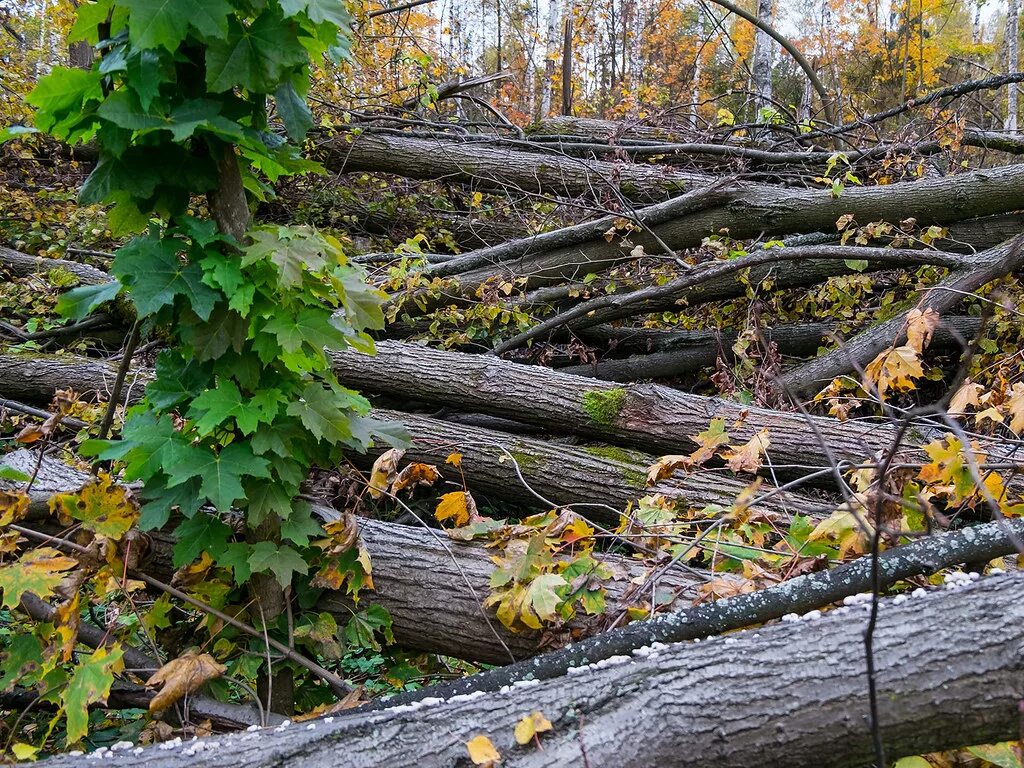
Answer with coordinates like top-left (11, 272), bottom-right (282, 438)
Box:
top-left (583, 445), bottom-right (647, 487)
top-left (581, 388), bottom-right (626, 426)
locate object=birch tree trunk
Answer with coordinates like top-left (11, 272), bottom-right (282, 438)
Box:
top-left (539, 0), bottom-right (562, 117)
top-left (751, 0), bottom-right (775, 121)
top-left (1007, 0), bottom-right (1019, 133)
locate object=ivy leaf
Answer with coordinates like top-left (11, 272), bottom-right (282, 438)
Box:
top-left (112, 234), bottom-right (218, 320)
top-left (286, 383), bottom-right (370, 444)
top-left (166, 443), bottom-right (271, 513)
top-left (63, 646), bottom-right (125, 745)
top-left (120, 0), bottom-right (233, 51)
top-left (280, 0), bottom-right (352, 28)
top-left (274, 80), bottom-right (313, 142)
top-left (247, 541), bottom-right (308, 586)
top-left (0, 547), bottom-right (78, 609)
top-left (205, 11), bottom-right (307, 94)
top-left (172, 512), bottom-right (232, 566)
top-left (55, 280), bottom-right (123, 321)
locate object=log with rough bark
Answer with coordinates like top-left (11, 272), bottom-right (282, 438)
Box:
top-left (346, 145), bottom-right (1024, 292)
top-left (317, 129), bottom-right (714, 203)
top-left (39, 572), bottom-right (1024, 768)
top-left (0, 354), bottom-right (831, 524)
top-left (0, 449), bottom-right (704, 666)
top-left (0, 246), bottom-right (109, 285)
top-left (562, 316), bottom-right (983, 382)
top-left (325, 340), bottom-right (929, 473)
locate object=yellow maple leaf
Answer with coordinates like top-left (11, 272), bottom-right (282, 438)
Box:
top-left (905, 307), bottom-right (940, 353)
top-left (864, 345), bottom-right (924, 399)
top-left (948, 379), bottom-right (982, 414)
top-left (720, 429), bottom-right (771, 474)
top-left (435, 491), bottom-right (476, 526)
top-left (445, 452), bottom-right (463, 468)
top-left (1006, 382), bottom-right (1024, 434)
top-left (514, 711), bottom-right (553, 745)
top-left (147, 649), bottom-right (227, 712)
top-left (466, 734), bottom-right (501, 766)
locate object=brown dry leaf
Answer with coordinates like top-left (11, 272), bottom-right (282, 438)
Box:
top-left (948, 379), bottom-right (982, 414)
top-left (367, 449), bottom-right (405, 499)
top-left (147, 650), bottom-right (227, 712)
top-left (466, 734), bottom-right (501, 766)
top-left (293, 686), bottom-right (365, 720)
top-left (171, 552), bottom-right (215, 588)
top-left (390, 462), bottom-right (440, 494)
top-left (435, 491), bottom-right (477, 526)
top-left (1006, 382), bottom-right (1024, 434)
top-left (514, 711), bottom-right (553, 745)
top-left (720, 429), bottom-right (771, 474)
top-left (864, 345), bottom-right (924, 399)
top-left (905, 307), bottom-right (940, 354)
top-left (974, 406), bottom-right (1004, 427)
top-left (645, 455), bottom-right (690, 485)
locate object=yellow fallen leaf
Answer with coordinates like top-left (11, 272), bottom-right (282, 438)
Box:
top-left (864, 345), bottom-right (924, 399)
top-left (466, 734), bottom-right (501, 766)
top-left (445, 452), bottom-right (463, 467)
top-left (514, 711), bottom-right (552, 745)
top-left (948, 379), bottom-right (982, 414)
top-left (367, 448), bottom-right (404, 499)
top-left (720, 429), bottom-right (771, 474)
top-left (435, 491), bottom-right (476, 526)
top-left (147, 649), bottom-right (227, 712)
top-left (905, 307), bottom-right (940, 354)
top-left (1007, 382), bottom-right (1024, 434)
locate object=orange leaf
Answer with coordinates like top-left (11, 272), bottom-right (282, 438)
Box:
top-left (864, 345), bottom-right (923, 399)
top-left (435, 491), bottom-right (476, 526)
top-left (905, 307), bottom-right (939, 354)
top-left (390, 462), bottom-right (440, 494)
top-left (446, 452), bottom-right (463, 468)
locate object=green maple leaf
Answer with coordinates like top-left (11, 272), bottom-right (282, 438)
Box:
top-left (219, 541), bottom-right (254, 584)
top-left (245, 227), bottom-right (328, 288)
top-left (112, 234), bottom-right (218, 320)
top-left (0, 547), bottom-right (78, 609)
top-left (274, 80), bottom-right (313, 142)
top-left (120, 0), bottom-right (233, 51)
top-left (147, 351), bottom-right (209, 409)
top-left (337, 268), bottom-right (386, 331)
top-left (280, 501), bottom-right (322, 546)
top-left (286, 383), bottom-right (369, 445)
top-left (189, 381), bottom-right (283, 436)
top-left (180, 305), bottom-right (249, 361)
top-left (166, 443), bottom-right (271, 512)
top-left (263, 308), bottom-right (347, 356)
top-left (0, 635), bottom-right (44, 692)
top-left (137, 477), bottom-right (203, 530)
top-left (244, 478), bottom-right (294, 525)
top-left (81, 410), bottom-right (191, 483)
top-left (55, 280), bottom-right (123, 321)
top-left (205, 11), bottom-right (307, 94)
top-left (247, 541), bottom-right (308, 586)
top-left (27, 67), bottom-right (104, 138)
top-left (343, 604), bottom-right (394, 651)
top-left (172, 512), bottom-right (232, 566)
top-left (63, 646), bottom-right (124, 745)
top-left (279, 0), bottom-right (352, 28)
top-left (96, 89), bottom-right (167, 131)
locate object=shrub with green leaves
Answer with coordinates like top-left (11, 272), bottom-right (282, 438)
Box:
top-left (22, 0), bottom-right (407, 713)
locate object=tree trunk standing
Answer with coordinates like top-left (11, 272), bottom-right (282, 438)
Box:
top-left (539, 0), bottom-right (561, 117)
top-left (205, 140), bottom-right (293, 715)
top-left (1007, 0), bottom-right (1019, 133)
top-left (68, 40), bottom-right (91, 69)
top-left (750, 0), bottom-right (774, 122)
top-left (37, 574), bottom-right (1024, 768)
top-left (561, 12), bottom-right (573, 115)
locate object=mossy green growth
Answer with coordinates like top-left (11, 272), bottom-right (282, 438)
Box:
top-left (583, 445), bottom-right (646, 487)
top-left (581, 388), bottom-right (626, 426)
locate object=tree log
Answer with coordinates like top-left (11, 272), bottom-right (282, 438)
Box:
top-left (317, 130), bottom-right (714, 203)
top-left (0, 246), bottom-right (109, 285)
top-left (1, 449), bottom-right (706, 666)
top-left (39, 573), bottom-right (1024, 768)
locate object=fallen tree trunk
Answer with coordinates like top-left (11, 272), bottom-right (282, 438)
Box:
top-left (781, 235), bottom-right (1024, 395)
top-left (317, 129), bottom-right (714, 203)
top-left (563, 316), bottom-right (983, 381)
top-left (379, 157), bottom-right (1024, 292)
top-left (40, 572), bottom-right (1024, 768)
top-left (326, 340), bottom-right (929, 472)
top-left (0, 353), bottom-right (834, 520)
top-left (1, 449), bottom-right (704, 666)
top-left (0, 246), bottom-right (109, 285)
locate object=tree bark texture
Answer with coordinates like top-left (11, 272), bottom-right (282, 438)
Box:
top-left (318, 130), bottom-right (713, 203)
top-left (38, 573), bottom-right (1024, 768)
